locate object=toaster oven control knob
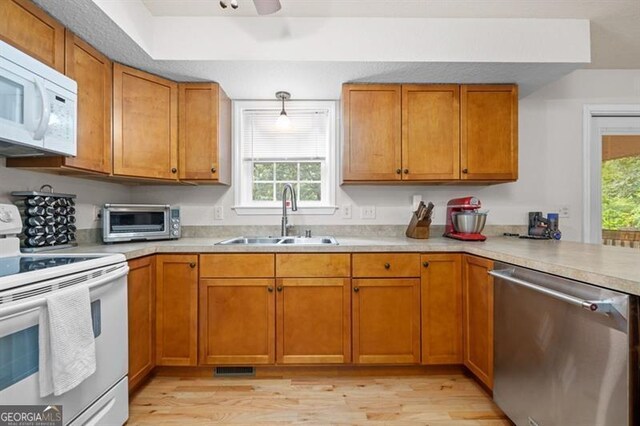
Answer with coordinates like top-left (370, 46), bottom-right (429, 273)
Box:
top-left (172, 224), bottom-right (179, 229)
top-left (172, 230), bottom-right (179, 236)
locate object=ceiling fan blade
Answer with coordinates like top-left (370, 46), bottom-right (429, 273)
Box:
top-left (253, 0), bottom-right (282, 15)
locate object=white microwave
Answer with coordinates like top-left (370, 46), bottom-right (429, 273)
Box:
top-left (0, 40), bottom-right (77, 157)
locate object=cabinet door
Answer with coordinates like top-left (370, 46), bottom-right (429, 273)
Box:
top-left (178, 83), bottom-right (231, 184)
top-left (63, 31), bottom-right (112, 174)
top-left (352, 278), bottom-right (421, 364)
top-left (461, 85), bottom-right (518, 181)
top-left (127, 256), bottom-right (155, 392)
top-left (199, 279), bottom-right (275, 365)
top-left (0, 0), bottom-right (64, 72)
top-left (276, 278), bottom-right (351, 364)
top-left (401, 85), bottom-right (460, 180)
top-left (156, 255), bottom-right (198, 366)
top-left (113, 63), bottom-right (178, 180)
top-left (342, 84), bottom-right (402, 181)
top-left (462, 255), bottom-right (494, 389)
top-left (421, 254), bottom-right (462, 364)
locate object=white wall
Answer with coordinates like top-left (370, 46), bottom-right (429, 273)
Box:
top-left (0, 158), bottom-right (131, 230)
top-left (130, 69), bottom-right (640, 242)
top-left (2, 69), bottom-right (638, 239)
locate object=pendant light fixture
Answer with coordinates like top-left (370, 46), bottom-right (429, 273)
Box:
top-left (275, 91), bottom-right (291, 130)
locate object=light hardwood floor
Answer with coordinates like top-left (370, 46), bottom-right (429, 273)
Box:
top-left (128, 372), bottom-right (510, 425)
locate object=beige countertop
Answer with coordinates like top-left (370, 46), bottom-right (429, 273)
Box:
top-left (61, 236), bottom-right (640, 296)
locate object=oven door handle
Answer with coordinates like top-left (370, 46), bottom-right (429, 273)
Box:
top-left (488, 269), bottom-right (613, 315)
top-left (0, 264), bottom-right (128, 319)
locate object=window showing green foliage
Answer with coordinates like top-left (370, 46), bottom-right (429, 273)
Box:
top-left (252, 161), bottom-right (322, 203)
top-left (602, 156), bottom-right (640, 230)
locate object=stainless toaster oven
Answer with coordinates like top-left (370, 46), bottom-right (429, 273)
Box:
top-left (102, 204), bottom-right (180, 243)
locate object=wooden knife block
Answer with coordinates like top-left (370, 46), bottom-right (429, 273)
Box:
top-left (405, 212), bottom-right (431, 239)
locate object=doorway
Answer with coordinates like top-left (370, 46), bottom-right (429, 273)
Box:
top-left (583, 106), bottom-right (640, 244)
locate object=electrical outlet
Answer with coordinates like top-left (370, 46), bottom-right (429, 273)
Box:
top-left (360, 206), bottom-right (376, 219)
top-left (342, 204), bottom-right (352, 219)
top-left (214, 206), bottom-right (224, 220)
top-left (559, 206), bottom-right (570, 218)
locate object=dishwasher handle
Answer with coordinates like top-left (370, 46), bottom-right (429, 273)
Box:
top-left (489, 269), bottom-right (612, 315)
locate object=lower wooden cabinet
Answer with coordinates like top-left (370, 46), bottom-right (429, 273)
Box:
top-left (156, 255), bottom-right (199, 366)
top-left (352, 278), bottom-right (421, 364)
top-left (421, 254), bottom-right (463, 365)
top-left (276, 278), bottom-right (351, 364)
top-left (462, 255), bottom-right (495, 389)
top-left (127, 256), bottom-right (155, 391)
top-left (199, 279), bottom-right (276, 365)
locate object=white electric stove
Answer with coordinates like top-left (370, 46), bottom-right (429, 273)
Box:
top-left (0, 203), bottom-right (130, 425)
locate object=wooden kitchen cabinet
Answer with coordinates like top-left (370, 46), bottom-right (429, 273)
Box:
top-left (178, 83), bottom-right (232, 184)
top-left (113, 63), bottom-right (178, 181)
top-left (402, 85), bottom-right (460, 180)
top-left (155, 255), bottom-right (198, 366)
top-left (461, 84), bottom-right (518, 181)
top-left (352, 253), bottom-right (421, 278)
top-left (352, 278), bottom-right (421, 364)
top-left (0, 0), bottom-right (65, 72)
top-left (421, 254), bottom-right (463, 364)
top-left (462, 254), bottom-right (494, 389)
top-left (127, 256), bottom-right (155, 392)
top-left (8, 31), bottom-right (113, 174)
top-left (342, 84), bottom-right (402, 181)
top-left (199, 279), bottom-right (275, 365)
top-left (274, 254), bottom-right (352, 364)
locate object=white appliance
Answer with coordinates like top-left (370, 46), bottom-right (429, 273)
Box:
top-left (0, 204), bottom-right (129, 425)
top-left (0, 40), bottom-right (77, 157)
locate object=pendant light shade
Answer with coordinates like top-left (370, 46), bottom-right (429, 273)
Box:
top-left (275, 91), bottom-right (291, 130)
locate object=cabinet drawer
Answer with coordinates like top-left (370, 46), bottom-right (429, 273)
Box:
top-left (200, 254), bottom-right (274, 278)
top-left (276, 254), bottom-right (351, 277)
top-left (352, 253), bottom-right (420, 277)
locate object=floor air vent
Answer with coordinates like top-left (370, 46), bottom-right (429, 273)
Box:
top-left (214, 366), bottom-right (255, 377)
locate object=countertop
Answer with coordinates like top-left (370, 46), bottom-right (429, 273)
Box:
top-left (60, 235), bottom-right (640, 296)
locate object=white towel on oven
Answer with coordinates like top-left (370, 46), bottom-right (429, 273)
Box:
top-left (39, 286), bottom-right (97, 397)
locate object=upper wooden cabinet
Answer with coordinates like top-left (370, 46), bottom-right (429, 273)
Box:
top-left (113, 63), bottom-right (178, 181)
top-left (461, 85), bottom-right (518, 181)
top-left (342, 83), bottom-right (518, 183)
top-left (342, 84), bottom-right (402, 181)
top-left (421, 253), bottom-right (463, 365)
top-left (0, 0), bottom-right (64, 72)
top-left (155, 255), bottom-right (199, 366)
top-left (178, 83), bottom-right (231, 184)
top-left (402, 85), bottom-right (460, 180)
top-left (462, 254), bottom-right (494, 389)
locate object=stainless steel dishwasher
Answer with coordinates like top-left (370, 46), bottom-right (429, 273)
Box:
top-left (490, 262), bottom-right (638, 426)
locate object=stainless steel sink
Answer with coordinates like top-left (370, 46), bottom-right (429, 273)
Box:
top-left (216, 236), bottom-right (338, 245)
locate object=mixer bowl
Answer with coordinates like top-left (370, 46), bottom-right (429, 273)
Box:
top-left (452, 212), bottom-right (487, 234)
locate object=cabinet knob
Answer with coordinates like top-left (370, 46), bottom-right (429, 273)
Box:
top-left (423, 261), bottom-right (430, 268)
top-left (277, 286), bottom-right (283, 292)
top-left (403, 169), bottom-right (409, 174)
top-left (171, 168), bottom-right (177, 173)
top-left (462, 168), bottom-right (468, 174)
top-left (396, 168), bottom-right (401, 174)
top-left (384, 263), bottom-right (390, 269)
top-left (353, 287), bottom-right (360, 293)
top-left (267, 286), bottom-right (274, 292)
top-left (189, 262), bottom-right (196, 268)
top-left (211, 167), bottom-right (216, 173)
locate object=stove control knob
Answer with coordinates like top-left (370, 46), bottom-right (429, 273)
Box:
top-left (0, 209), bottom-right (13, 223)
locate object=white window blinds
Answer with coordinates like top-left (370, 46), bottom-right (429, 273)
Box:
top-left (241, 109), bottom-right (329, 160)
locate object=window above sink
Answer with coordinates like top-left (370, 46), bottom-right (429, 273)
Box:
top-left (232, 100), bottom-right (338, 215)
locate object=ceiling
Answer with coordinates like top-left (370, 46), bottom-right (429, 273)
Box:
top-left (143, 0), bottom-right (640, 69)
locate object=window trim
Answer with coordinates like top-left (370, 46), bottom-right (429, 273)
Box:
top-left (232, 100), bottom-right (338, 215)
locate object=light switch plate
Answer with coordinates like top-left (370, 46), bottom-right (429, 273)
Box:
top-left (559, 206), bottom-right (570, 218)
top-left (360, 206), bottom-right (376, 219)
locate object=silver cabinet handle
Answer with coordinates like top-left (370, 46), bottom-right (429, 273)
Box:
top-left (488, 269), bottom-right (612, 314)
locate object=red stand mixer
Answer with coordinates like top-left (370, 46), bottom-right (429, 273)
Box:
top-left (444, 196), bottom-right (487, 241)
